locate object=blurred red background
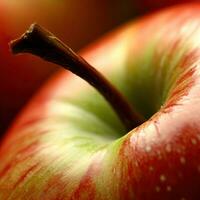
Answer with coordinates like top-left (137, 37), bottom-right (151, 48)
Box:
top-left (0, 0), bottom-right (198, 136)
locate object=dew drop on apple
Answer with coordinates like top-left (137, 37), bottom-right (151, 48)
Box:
top-left (166, 185), bottom-right (172, 192)
top-left (165, 144), bottom-right (172, 153)
top-left (160, 174), bottom-right (166, 182)
top-left (191, 138), bottom-right (197, 145)
top-left (180, 157), bottom-right (186, 165)
top-left (155, 186), bottom-right (161, 192)
top-left (145, 146), bottom-right (151, 152)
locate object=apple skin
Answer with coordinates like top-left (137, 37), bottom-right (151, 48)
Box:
top-left (1, 3), bottom-right (200, 199)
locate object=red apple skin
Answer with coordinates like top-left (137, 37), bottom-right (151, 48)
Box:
top-left (1, 3), bottom-right (200, 200)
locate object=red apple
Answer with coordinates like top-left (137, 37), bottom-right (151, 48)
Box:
top-left (1, 3), bottom-right (200, 200)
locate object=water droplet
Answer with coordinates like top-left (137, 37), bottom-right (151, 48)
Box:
top-left (155, 186), bottom-right (161, 192)
top-left (149, 166), bottom-right (154, 172)
top-left (145, 146), bottom-right (151, 152)
top-left (160, 174), bottom-right (166, 182)
top-left (135, 161), bottom-right (139, 167)
top-left (180, 157), bottom-right (186, 165)
top-left (191, 138), bottom-right (197, 145)
top-left (166, 144), bottom-right (171, 153)
top-left (166, 185), bottom-right (172, 192)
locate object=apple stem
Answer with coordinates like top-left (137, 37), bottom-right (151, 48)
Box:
top-left (9, 23), bottom-right (144, 132)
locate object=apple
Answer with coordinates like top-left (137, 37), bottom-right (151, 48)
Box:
top-left (1, 3), bottom-right (200, 199)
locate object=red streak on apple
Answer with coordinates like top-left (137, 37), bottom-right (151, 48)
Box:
top-left (70, 151), bottom-right (105, 200)
top-left (12, 162), bottom-right (39, 189)
top-left (0, 141), bottom-right (41, 179)
top-left (43, 174), bottom-right (67, 199)
top-left (70, 166), bottom-right (96, 200)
